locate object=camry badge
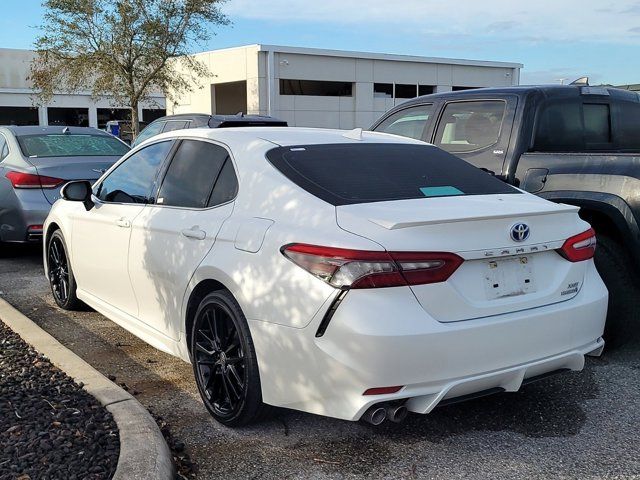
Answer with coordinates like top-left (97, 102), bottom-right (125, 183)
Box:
top-left (510, 223), bottom-right (530, 242)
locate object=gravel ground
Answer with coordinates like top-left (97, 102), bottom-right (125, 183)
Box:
top-left (1, 243), bottom-right (640, 479)
top-left (0, 321), bottom-right (119, 480)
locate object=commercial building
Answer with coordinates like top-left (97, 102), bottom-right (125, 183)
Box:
top-left (0, 48), bottom-right (165, 128)
top-left (169, 44), bottom-right (522, 129)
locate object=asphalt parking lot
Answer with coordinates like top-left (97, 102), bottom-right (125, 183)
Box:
top-left (1, 244), bottom-right (640, 479)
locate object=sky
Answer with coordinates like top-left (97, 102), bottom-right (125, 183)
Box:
top-left (0, 0), bottom-right (637, 86)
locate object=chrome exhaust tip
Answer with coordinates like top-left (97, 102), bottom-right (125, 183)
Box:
top-left (387, 404), bottom-right (408, 423)
top-left (361, 405), bottom-right (387, 425)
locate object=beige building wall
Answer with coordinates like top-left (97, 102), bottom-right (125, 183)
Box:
top-left (168, 45), bottom-right (522, 130)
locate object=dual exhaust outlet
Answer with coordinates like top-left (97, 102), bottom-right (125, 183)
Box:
top-left (361, 403), bottom-right (408, 425)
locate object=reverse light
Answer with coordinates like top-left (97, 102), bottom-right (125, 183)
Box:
top-left (5, 171), bottom-right (65, 189)
top-left (281, 244), bottom-right (463, 289)
top-left (558, 228), bottom-right (597, 262)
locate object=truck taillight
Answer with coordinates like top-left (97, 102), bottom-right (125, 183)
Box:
top-left (281, 244), bottom-right (463, 289)
top-left (5, 171), bottom-right (64, 189)
top-left (558, 228), bottom-right (596, 262)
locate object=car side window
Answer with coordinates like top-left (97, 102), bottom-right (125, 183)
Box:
top-left (208, 158), bottom-right (239, 207)
top-left (434, 100), bottom-right (506, 153)
top-left (96, 141), bottom-right (173, 204)
top-left (374, 105), bottom-right (433, 140)
top-left (162, 120), bottom-right (190, 133)
top-left (0, 134), bottom-right (7, 161)
top-left (616, 99), bottom-right (640, 151)
top-left (133, 121), bottom-right (165, 147)
top-left (157, 140), bottom-right (230, 208)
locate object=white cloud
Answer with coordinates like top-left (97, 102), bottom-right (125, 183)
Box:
top-left (224, 0), bottom-right (640, 44)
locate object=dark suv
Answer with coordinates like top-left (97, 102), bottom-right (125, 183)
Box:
top-left (371, 84), bottom-right (640, 343)
top-left (132, 113), bottom-right (287, 148)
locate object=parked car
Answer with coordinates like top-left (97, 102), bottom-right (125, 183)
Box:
top-left (131, 113), bottom-right (288, 148)
top-left (371, 84), bottom-right (640, 343)
top-left (0, 126), bottom-right (129, 243)
top-left (105, 120), bottom-right (148, 145)
top-left (44, 127), bottom-right (607, 426)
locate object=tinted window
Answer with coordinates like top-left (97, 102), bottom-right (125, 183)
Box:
top-left (17, 134), bottom-right (130, 158)
top-left (583, 104), bottom-right (611, 146)
top-left (280, 80), bottom-right (353, 96)
top-left (157, 140), bottom-right (228, 208)
top-left (162, 120), bottom-right (190, 133)
top-left (266, 143), bottom-right (518, 206)
top-left (435, 101), bottom-right (506, 153)
top-left (132, 121), bottom-right (165, 147)
top-left (375, 105), bottom-right (433, 140)
top-left (96, 141), bottom-right (172, 203)
top-left (617, 99), bottom-right (640, 150)
top-left (208, 159), bottom-right (238, 207)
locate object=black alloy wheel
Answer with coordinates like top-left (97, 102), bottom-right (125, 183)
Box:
top-left (191, 290), bottom-right (267, 426)
top-left (47, 230), bottom-right (82, 310)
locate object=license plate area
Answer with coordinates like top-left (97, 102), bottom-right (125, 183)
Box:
top-left (483, 256), bottom-right (536, 299)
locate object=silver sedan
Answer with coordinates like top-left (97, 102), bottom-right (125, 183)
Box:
top-left (0, 126), bottom-right (129, 243)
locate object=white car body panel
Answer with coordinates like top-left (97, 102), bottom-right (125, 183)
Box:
top-left (43, 127), bottom-right (608, 422)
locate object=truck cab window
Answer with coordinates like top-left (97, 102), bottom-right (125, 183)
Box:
top-left (434, 101), bottom-right (506, 153)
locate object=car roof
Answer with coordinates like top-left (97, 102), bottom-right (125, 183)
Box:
top-left (151, 113), bottom-right (287, 128)
top-left (148, 126), bottom-right (427, 150)
top-left (0, 125), bottom-right (113, 136)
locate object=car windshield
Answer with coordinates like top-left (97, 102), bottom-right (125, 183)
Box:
top-left (17, 134), bottom-right (130, 158)
top-left (265, 143), bottom-right (519, 206)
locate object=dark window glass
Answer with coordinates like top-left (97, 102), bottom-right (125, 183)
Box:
top-left (0, 107), bottom-right (39, 126)
top-left (374, 105), bottom-right (433, 140)
top-left (47, 108), bottom-right (89, 127)
top-left (533, 100), bottom-right (584, 152)
top-left (452, 86), bottom-right (480, 91)
top-left (17, 134), bottom-right (130, 158)
top-left (583, 104), bottom-right (611, 146)
top-left (143, 109), bottom-right (166, 122)
top-left (279, 79), bottom-right (353, 96)
top-left (617, 99), bottom-right (640, 150)
top-left (96, 141), bottom-right (172, 204)
top-left (435, 101), bottom-right (506, 153)
top-left (395, 84), bottom-right (417, 99)
top-left (374, 83), bottom-right (393, 98)
top-left (157, 140), bottom-right (228, 208)
top-left (97, 108), bottom-right (129, 130)
top-left (266, 143), bottom-right (518, 206)
top-left (208, 159), bottom-right (239, 207)
top-left (0, 134), bottom-right (7, 161)
top-left (162, 120), bottom-right (190, 133)
top-left (419, 85), bottom-right (435, 96)
top-left (132, 121), bottom-right (165, 147)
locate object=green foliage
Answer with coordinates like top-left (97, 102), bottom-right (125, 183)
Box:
top-left (30, 0), bottom-right (228, 135)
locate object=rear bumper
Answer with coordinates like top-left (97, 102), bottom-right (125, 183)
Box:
top-left (0, 189), bottom-right (50, 242)
top-left (248, 260), bottom-right (608, 421)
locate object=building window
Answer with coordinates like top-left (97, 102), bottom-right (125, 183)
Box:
top-left (47, 108), bottom-right (89, 127)
top-left (452, 86), bottom-right (480, 91)
top-left (0, 107), bottom-right (39, 126)
top-left (419, 85), bottom-right (435, 96)
top-left (374, 83), bottom-right (393, 98)
top-left (395, 84), bottom-right (418, 99)
top-left (143, 109), bottom-right (166, 122)
top-left (97, 108), bottom-right (130, 130)
top-left (280, 79), bottom-right (353, 97)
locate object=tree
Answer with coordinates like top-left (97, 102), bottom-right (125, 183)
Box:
top-left (29, 0), bottom-right (228, 138)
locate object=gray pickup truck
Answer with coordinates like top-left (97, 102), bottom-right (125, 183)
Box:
top-left (371, 84), bottom-right (640, 344)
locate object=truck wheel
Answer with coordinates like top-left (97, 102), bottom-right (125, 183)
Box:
top-left (593, 234), bottom-right (640, 348)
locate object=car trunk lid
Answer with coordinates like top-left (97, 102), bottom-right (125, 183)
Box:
top-left (336, 194), bottom-right (589, 322)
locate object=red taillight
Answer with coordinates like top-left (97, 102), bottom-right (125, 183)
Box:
top-left (5, 171), bottom-right (64, 189)
top-left (363, 386), bottom-right (403, 396)
top-left (281, 244), bottom-right (463, 289)
top-left (558, 228), bottom-right (597, 262)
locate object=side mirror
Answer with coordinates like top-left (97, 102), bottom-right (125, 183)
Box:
top-left (61, 180), bottom-right (94, 211)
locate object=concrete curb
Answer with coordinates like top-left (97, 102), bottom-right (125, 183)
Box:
top-left (0, 297), bottom-right (175, 480)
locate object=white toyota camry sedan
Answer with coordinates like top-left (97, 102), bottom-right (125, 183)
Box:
top-left (43, 127), bottom-right (608, 427)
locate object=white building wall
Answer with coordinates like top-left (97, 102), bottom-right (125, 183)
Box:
top-left (0, 48), bottom-right (165, 127)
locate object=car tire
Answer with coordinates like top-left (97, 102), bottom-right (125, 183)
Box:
top-left (47, 230), bottom-right (83, 311)
top-left (594, 234), bottom-right (640, 347)
top-left (190, 290), bottom-right (269, 427)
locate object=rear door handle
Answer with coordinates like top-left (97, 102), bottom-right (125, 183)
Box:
top-left (115, 218), bottom-right (131, 228)
top-left (181, 227), bottom-right (206, 240)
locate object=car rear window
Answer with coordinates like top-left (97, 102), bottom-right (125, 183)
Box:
top-left (17, 134), bottom-right (130, 158)
top-left (265, 143), bottom-right (519, 206)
